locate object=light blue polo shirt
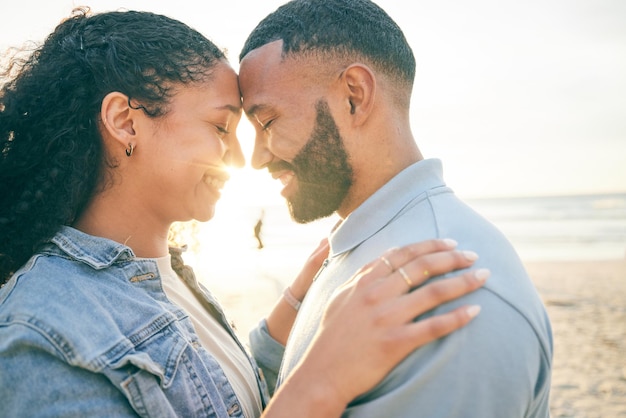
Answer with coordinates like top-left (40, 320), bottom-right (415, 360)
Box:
top-left (251, 158), bottom-right (552, 417)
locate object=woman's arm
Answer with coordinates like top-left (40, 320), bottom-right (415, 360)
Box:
top-left (261, 239), bottom-right (488, 417)
top-left (265, 239), bottom-right (330, 345)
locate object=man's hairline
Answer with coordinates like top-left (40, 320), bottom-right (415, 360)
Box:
top-left (240, 39), bottom-right (413, 110)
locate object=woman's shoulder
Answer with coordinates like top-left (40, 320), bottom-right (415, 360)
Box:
top-left (0, 253), bottom-right (151, 362)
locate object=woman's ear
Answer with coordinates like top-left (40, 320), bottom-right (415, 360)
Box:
top-left (100, 92), bottom-right (137, 153)
top-left (342, 64), bottom-right (376, 126)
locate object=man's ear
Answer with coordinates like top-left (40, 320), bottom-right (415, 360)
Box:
top-left (342, 63), bottom-right (376, 125)
top-left (100, 92), bottom-right (137, 153)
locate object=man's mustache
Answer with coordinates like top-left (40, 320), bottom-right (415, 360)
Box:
top-left (268, 160), bottom-right (296, 174)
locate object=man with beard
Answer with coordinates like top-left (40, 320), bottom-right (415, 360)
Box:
top-left (238, 0), bottom-right (553, 416)
top-left (268, 100), bottom-right (353, 222)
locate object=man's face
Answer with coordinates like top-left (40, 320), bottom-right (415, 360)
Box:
top-left (271, 99), bottom-right (352, 223)
top-left (239, 41), bottom-right (353, 223)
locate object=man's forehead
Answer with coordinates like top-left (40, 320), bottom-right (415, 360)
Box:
top-left (239, 42), bottom-right (284, 114)
top-left (239, 40), bottom-right (284, 75)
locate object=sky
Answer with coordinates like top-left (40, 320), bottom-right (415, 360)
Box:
top-left (1, 0), bottom-right (625, 200)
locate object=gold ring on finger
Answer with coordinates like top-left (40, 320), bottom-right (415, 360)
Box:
top-left (380, 256), bottom-right (394, 272)
top-left (397, 267), bottom-right (413, 288)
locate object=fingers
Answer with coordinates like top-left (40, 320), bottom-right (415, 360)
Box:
top-left (386, 268), bottom-right (490, 326)
top-left (290, 238), bottom-right (330, 300)
top-left (308, 238), bottom-right (330, 263)
top-left (401, 304), bottom-right (482, 349)
top-left (379, 279), bottom-right (486, 364)
top-left (350, 239), bottom-right (461, 288)
top-left (376, 239), bottom-right (459, 276)
top-left (310, 250), bottom-right (487, 404)
top-left (359, 245), bottom-right (480, 300)
top-left (392, 248), bottom-right (479, 291)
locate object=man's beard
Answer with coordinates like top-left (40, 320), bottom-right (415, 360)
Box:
top-left (270, 99), bottom-right (353, 224)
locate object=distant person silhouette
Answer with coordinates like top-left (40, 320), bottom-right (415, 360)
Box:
top-left (254, 210), bottom-right (265, 249)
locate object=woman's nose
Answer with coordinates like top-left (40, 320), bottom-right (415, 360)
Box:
top-left (224, 134), bottom-right (245, 168)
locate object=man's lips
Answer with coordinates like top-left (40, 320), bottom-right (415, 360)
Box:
top-left (272, 170), bottom-right (295, 186)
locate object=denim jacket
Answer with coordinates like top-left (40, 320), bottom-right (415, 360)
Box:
top-left (0, 226), bottom-right (269, 417)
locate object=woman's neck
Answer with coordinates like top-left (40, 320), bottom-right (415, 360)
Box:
top-left (73, 193), bottom-right (171, 258)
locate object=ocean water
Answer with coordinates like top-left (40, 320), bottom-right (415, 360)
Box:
top-left (187, 193), bottom-right (626, 287)
top-left (466, 193), bottom-right (626, 262)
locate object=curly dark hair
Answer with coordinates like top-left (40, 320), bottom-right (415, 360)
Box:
top-left (0, 8), bottom-right (225, 284)
top-left (239, 0), bottom-right (415, 89)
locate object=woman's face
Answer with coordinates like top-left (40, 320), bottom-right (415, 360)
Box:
top-left (138, 60), bottom-right (244, 224)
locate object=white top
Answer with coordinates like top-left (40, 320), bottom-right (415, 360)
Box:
top-left (157, 255), bottom-right (262, 418)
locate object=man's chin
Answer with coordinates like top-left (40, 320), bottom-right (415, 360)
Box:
top-left (287, 199), bottom-right (335, 224)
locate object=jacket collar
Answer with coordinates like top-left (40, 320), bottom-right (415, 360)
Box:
top-left (44, 226), bottom-right (135, 269)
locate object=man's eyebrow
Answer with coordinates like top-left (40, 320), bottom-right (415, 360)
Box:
top-left (218, 104), bottom-right (242, 114)
top-left (244, 103), bottom-right (269, 118)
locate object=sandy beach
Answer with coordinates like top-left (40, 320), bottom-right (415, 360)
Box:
top-left (198, 256), bottom-right (626, 417)
top-left (525, 259), bottom-right (626, 417)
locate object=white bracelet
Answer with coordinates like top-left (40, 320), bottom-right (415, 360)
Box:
top-left (283, 287), bottom-right (302, 311)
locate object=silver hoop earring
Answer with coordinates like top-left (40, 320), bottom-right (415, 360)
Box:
top-left (125, 143), bottom-right (134, 157)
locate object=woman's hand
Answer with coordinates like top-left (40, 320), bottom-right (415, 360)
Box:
top-left (288, 238), bottom-right (330, 301)
top-left (263, 239), bottom-right (488, 418)
top-left (265, 238), bottom-right (330, 345)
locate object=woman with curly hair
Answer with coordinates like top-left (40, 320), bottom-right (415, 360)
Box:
top-left (0, 8), bottom-right (485, 417)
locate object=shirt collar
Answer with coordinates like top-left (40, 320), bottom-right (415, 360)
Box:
top-left (329, 158), bottom-right (446, 256)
